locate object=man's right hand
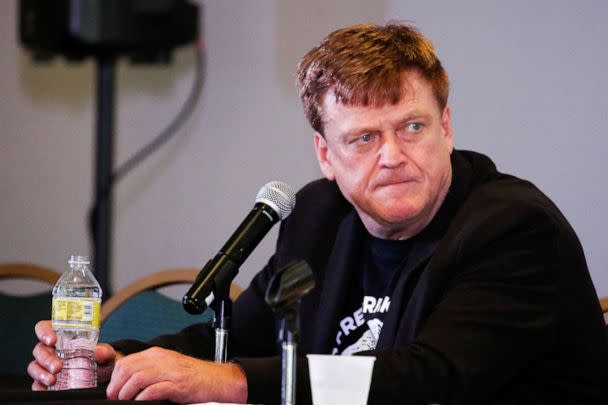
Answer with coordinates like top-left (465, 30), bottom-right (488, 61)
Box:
top-left (28, 320), bottom-right (123, 390)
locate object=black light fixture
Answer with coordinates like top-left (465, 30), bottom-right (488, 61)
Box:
top-left (18, 0), bottom-right (201, 297)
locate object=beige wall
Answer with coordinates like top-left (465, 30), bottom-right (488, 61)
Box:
top-left (1, 0), bottom-right (607, 298)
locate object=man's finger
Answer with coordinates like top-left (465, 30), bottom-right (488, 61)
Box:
top-left (34, 320), bottom-right (55, 346)
top-left (106, 355), bottom-right (147, 400)
top-left (94, 343), bottom-right (116, 363)
top-left (32, 343), bottom-right (61, 374)
top-left (135, 381), bottom-right (174, 401)
top-left (117, 369), bottom-right (166, 401)
top-left (27, 360), bottom-right (55, 388)
top-left (32, 380), bottom-right (47, 391)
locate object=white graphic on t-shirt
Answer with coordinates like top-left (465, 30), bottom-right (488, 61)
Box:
top-left (342, 318), bottom-right (383, 355)
top-left (332, 295), bottom-right (391, 354)
top-left (362, 296), bottom-right (390, 314)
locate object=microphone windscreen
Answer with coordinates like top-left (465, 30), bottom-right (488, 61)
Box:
top-left (255, 181), bottom-right (296, 220)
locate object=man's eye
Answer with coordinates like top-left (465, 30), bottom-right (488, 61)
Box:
top-left (408, 123), bottom-right (422, 131)
top-left (361, 133), bottom-right (372, 142)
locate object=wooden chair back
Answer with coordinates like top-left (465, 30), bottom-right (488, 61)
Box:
top-left (0, 263), bottom-right (61, 284)
top-left (99, 268), bottom-right (242, 343)
top-left (600, 297), bottom-right (608, 325)
top-left (0, 263), bottom-right (62, 376)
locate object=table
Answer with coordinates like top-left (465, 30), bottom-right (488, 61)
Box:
top-left (0, 385), bottom-right (174, 404)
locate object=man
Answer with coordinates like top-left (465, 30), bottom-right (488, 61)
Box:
top-left (29, 23), bottom-right (608, 404)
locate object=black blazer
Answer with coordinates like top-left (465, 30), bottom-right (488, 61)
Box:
top-left (113, 150), bottom-right (608, 404)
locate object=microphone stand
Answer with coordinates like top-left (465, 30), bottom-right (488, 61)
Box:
top-left (209, 265), bottom-right (235, 364)
top-left (279, 307), bottom-right (299, 405)
top-left (265, 260), bottom-right (315, 405)
top-left (210, 286), bottom-right (231, 363)
top-left (182, 257), bottom-right (239, 363)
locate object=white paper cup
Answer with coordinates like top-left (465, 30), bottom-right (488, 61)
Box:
top-left (307, 354), bottom-right (376, 405)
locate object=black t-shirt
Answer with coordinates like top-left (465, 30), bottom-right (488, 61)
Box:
top-left (331, 234), bottom-right (412, 355)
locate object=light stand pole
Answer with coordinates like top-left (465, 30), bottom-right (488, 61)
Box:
top-left (91, 54), bottom-right (116, 297)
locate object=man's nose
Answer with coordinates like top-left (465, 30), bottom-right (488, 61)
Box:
top-left (379, 134), bottom-right (405, 168)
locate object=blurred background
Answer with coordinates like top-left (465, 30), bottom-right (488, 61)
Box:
top-left (1, 0), bottom-right (607, 300)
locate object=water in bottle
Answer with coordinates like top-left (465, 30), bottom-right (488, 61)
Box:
top-left (50, 255), bottom-right (102, 390)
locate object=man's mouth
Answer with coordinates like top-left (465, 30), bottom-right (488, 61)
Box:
top-left (376, 178), bottom-right (416, 188)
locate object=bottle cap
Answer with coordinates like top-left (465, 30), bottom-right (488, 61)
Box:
top-left (68, 255), bottom-right (90, 266)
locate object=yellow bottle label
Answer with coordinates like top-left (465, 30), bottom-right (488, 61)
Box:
top-left (52, 297), bottom-right (101, 329)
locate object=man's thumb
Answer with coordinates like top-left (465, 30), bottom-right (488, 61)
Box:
top-left (95, 343), bottom-right (116, 364)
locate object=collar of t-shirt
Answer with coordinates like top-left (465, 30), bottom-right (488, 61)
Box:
top-left (331, 234), bottom-right (412, 355)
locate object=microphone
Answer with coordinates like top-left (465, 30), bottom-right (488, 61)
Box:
top-left (183, 181), bottom-right (296, 314)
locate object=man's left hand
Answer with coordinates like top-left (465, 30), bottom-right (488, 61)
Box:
top-left (105, 346), bottom-right (247, 404)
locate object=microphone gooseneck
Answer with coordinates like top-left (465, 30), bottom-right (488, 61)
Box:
top-left (182, 181), bottom-right (295, 314)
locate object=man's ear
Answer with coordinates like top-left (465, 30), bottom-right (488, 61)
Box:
top-left (441, 106), bottom-right (455, 153)
top-left (313, 132), bottom-right (335, 180)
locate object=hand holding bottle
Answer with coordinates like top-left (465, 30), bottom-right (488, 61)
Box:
top-left (50, 255), bottom-right (102, 389)
top-left (29, 320), bottom-right (122, 390)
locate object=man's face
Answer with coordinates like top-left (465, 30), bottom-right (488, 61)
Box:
top-left (314, 70), bottom-right (454, 239)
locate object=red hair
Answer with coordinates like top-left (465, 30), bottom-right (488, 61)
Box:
top-left (297, 23), bottom-right (449, 134)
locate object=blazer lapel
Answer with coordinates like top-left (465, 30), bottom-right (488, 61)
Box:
top-left (379, 151), bottom-right (475, 347)
top-left (377, 239), bottom-right (439, 348)
top-left (312, 210), bottom-right (366, 353)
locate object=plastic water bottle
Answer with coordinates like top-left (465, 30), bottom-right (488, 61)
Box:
top-left (50, 255), bottom-right (102, 390)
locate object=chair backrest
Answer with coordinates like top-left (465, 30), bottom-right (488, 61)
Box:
top-left (0, 263), bottom-right (62, 376)
top-left (600, 297), bottom-right (608, 326)
top-left (99, 268), bottom-right (243, 343)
